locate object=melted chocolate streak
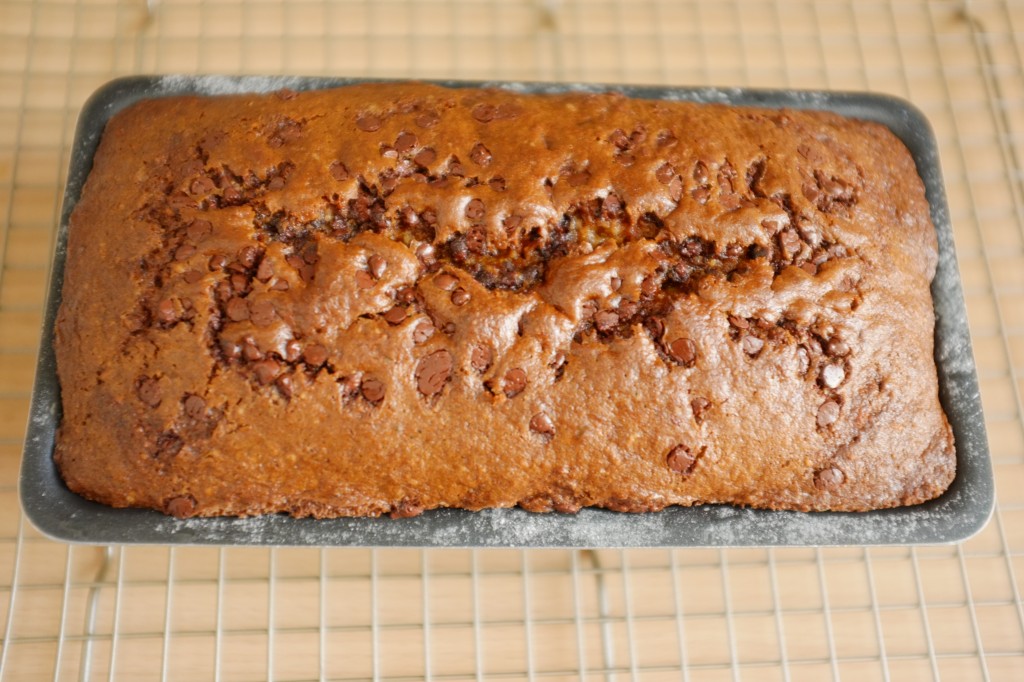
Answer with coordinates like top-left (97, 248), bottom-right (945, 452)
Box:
top-left (140, 153), bottom-right (861, 402)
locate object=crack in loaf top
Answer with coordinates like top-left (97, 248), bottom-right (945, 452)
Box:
top-left (54, 81), bottom-right (952, 518)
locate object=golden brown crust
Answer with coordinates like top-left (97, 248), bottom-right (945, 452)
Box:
top-left (54, 82), bottom-right (955, 518)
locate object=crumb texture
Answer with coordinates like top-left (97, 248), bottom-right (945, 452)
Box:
top-left (54, 83), bottom-right (955, 518)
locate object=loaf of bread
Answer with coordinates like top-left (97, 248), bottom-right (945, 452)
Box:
top-left (54, 82), bottom-right (955, 518)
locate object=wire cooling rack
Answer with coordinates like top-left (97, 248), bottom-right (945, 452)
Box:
top-left (1, 0), bottom-right (1022, 679)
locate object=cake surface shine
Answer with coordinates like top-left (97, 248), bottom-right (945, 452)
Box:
top-left (54, 82), bottom-right (955, 518)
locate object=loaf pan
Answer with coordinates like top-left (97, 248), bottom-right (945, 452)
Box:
top-left (20, 76), bottom-right (994, 546)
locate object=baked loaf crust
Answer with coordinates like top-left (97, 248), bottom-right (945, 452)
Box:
top-left (55, 82), bottom-right (955, 518)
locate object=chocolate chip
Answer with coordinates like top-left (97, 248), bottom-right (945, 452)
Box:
top-left (451, 287), bottom-right (470, 306)
top-left (742, 335), bottom-right (764, 356)
top-left (384, 306), bottom-right (408, 325)
top-left (465, 198), bottom-right (485, 221)
top-left (666, 444), bottom-right (698, 475)
top-left (434, 272), bottom-right (459, 290)
top-left (580, 300), bottom-right (598, 319)
top-left (237, 246), bottom-right (258, 269)
top-left (174, 244), bottom-right (196, 261)
top-left (567, 170), bottom-right (590, 187)
top-left (220, 339), bottom-right (241, 361)
top-left (267, 175), bottom-right (286, 191)
top-left (190, 176), bottom-right (215, 195)
top-left (530, 412), bottom-right (555, 437)
top-left (242, 337), bottom-right (263, 362)
top-left (469, 143), bottom-right (492, 166)
top-left (656, 130), bottom-right (677, 147)
top-left (820, 363), bottom-right (846, 389)
top-left (667, 176), bottom-right (684, 202)
top-left (826, 338), bottom-right (850, 357)
top-left (355, 270), bottom-right (375, 289)
top-left (504, 368), bottom-right (527, 398)
top-left (414, 111), bottom-right (440, 128)
top-left (250, 259), bottom-right (273, 284)
top-left (656, 162), bottom-right (676, 184)
top-left (669, 337), bottom-right (697, 364)
top-left (187, 219), bottom-right (213, 243)
top-left (609, 276), bottom-right (622, 291)
top-left (156, 298), bottom-right (178, 324)
top-left (802, 182), bottom-right (819, 202)
top-left (183, 269), bottom-right (203, 284)
top-left (225, 297), bottom-right (249, 322)
top-left (356, 113), bottom-right (383, 132)
top-left (550, 351), bottom-right (567, 375)
top-left (367, 254), bottom-right (387, 280)
top-left (155, 431), bottom-right (184, 459)
top-left (249, 299), bottom-right (276, 327)
top-left (691, 397), bottom-right (710, 423)
top-left (297, 345), bottom-right (326, 369)
top-left (618, 300), bottom-right (638, 319)
top-left (693, 161), bottom-right (710, 184)
top-left (412, 243), bottom-right (436, 266)
top-left (442, 321), bottom-right (456, 335)
top-left (603, 192), bottom-right (623, 217)
top-left (817, 400), bottom-right (840, 427)
top-left (413, 319), bottom-right (435, 344)
top-left (471, 345), bottom-right (492, 372)
top-left (208, 253), bottom-right (228, 271)
top-left (609, 129), bottom-right (630, 149)
top-left (230, 273), bottom-right (248, 293)
top-left (285, 340), bottom-right (302, 362)
top-left (691, 187), bottom-right (710, 204)
top-left (646, 317), bottom-right (665, 340)
top-left (594, 310), bottom-right (619, 332)
top-left (640, 275), bottom-right (659, 298)
top-left (488, 176), bottom-right (506, 192)
top-left (137, 377), bottom-right (161, 407)
top-left (465, 227), bottom-right (486, 254)
top-left (361, 377), bottom-right (385, 403)
top-left (272, 279), bottom-right (290, 291)
top-left (472, 103), bottom-right (496, 122)
top-left (396, 287), bottom-right (417, 305)
top-left (394, 131), bottom-right (417, 152)
top-left (390, 500), bottom-right (424, 519)
top-left (184, 394), bottom-right (206, 419)
top-left (166, 495), bottom-right (196, 519)
top-left (275, 374), bottom-right (293, 399)
top-left (253, 358), bottom-right (281, 385)
top-left (800, 262), bottom-right (818, 276)
top-left (814, 466), bottom-right (846, 491)
top-left (413, 147), bottom-right (437, 167)
top-left (330, 161), bottom-right (350, 181)
top-left (728, 315), bottom-right (750, 330)
top-left (778, 229), bottom-right (802, 255)
top-left (415, 349), bottom-right (453, 396)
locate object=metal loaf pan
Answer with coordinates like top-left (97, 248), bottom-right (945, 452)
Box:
top-left (20, 76), bottom-right (994, 546)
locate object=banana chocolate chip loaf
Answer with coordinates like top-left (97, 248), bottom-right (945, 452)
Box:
top-left (54, 82), bottom-right (955, 518)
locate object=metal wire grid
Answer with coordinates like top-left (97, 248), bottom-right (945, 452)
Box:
top-left (0, 0), bottom-right (1023, 679)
